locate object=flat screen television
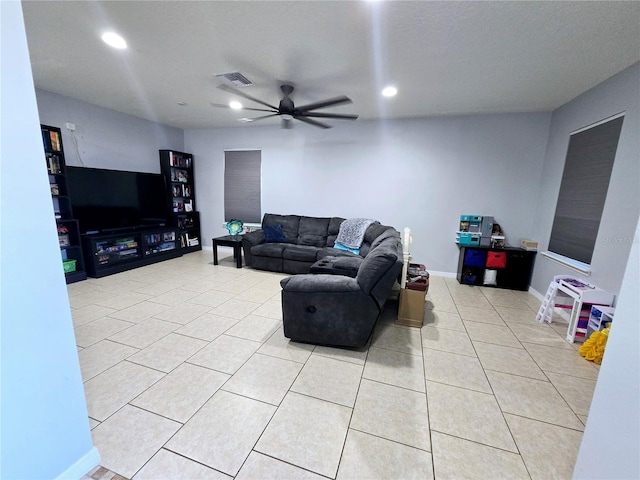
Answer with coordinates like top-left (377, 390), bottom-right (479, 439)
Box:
top-left (66, 166), bottom-right (170, 234)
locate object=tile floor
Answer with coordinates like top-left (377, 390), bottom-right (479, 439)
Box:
top-left (72, 250), bottom-right (598, 480)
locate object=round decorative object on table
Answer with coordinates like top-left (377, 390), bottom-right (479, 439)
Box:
top-left (225, 219), bottom-right (244, 236)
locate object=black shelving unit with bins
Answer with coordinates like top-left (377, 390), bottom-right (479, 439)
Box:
top-left (41, 124), bottom-right (87, 283)
top-left (159, 150), bottom-right (202, 253)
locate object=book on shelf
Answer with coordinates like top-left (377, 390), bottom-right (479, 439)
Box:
top-left (49, 131), bottom-right (61, 151)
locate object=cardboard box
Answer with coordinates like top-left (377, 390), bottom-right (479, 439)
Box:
top-left (396, 288), bottom-right (426, 328)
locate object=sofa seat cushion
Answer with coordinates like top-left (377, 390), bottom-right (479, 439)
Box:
top-left (317, 247), bottom-right (361, 260)
top-left (252, 243), bottom-right (286, 258)
top-left (310, 256), bottom-right (362, 278)
top-left (282, 245), bottom-right (320, 262)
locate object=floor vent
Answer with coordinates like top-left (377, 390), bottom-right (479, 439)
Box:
top-left (216, 72), bottom-right (254, 87)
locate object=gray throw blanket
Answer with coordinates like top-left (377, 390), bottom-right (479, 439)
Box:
top-left (336, 218), bottom-right (379, 249)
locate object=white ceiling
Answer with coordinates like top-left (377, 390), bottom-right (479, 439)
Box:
top-left (22, 1), bottom-right (640, 130)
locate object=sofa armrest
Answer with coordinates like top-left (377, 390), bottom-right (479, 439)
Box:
top-left (243, 229), bottom-right (264, 247)
top-left (280, 274), bottom-right (361, 293)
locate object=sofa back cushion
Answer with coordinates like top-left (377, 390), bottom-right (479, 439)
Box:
top-left (360, 224), bottom-right (396, 257)
top-left (356, 247), bottom-right (398, 295)
top-left (298, 217), bottom-right (331, 247)
top-left (262, 213), bottom-right (300, 244)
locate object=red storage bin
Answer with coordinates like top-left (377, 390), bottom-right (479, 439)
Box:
top-left (486, 251), bottom-right (507, 268)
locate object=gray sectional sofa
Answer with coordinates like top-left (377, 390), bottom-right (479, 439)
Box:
top-left (242, 213), bottom-right (404, 348)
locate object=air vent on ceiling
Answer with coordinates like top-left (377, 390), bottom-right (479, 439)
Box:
top-left (216, 72), bottom-right (254, 88)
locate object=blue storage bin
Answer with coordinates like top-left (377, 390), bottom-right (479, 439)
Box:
top-left (464, 249), bottom-right (486, 267)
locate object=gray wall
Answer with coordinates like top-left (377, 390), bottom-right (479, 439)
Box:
top-left (36, 89), bottom-right (183, 173)
top-left (531, 62), bottom-right (640, 296)
top-left (185, 112), bottom-right (551, 274)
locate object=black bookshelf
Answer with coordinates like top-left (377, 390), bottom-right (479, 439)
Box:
top-left (159, 150), bottom-right (202, 253)
top-left (41, 124), bottom-right (87, 284)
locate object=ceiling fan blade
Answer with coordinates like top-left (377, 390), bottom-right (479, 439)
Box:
top-left (217, 84), bottom-right (279, 110)
top-left (295, 95), bottom-right (353, 113)
top-left (251, 113), bottom-right (281, 121)
top-left (299, 112), bottom-right (359, 120)
top-left (210, 102), bottom-right (276, 113)
top-left (295, 116), bottom-right (332, 129)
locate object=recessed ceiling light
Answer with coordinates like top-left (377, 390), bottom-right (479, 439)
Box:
top-left (177, 101), bottom-right (188, 107)
top-left (101, 32), bottom-right (127, 50)
top-left (238, 118), bottom-right (253, 123)
top-left (382, 86), bottom-right (397, 97)
top-left (229, 101), bottom-right (243, 110)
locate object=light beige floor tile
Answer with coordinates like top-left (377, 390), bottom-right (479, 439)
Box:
top-left (523, 342), bottom-right (600, 380)
top-left (209, 298), bottom-right (261, 319)
top-left (127, 333), bottom-right (208, 372)
top-left (351, 379), bottom-right (430, 451)
top-left (78, 339), bottom-right (138, 381)
top-left (291, 354), bottom-right (363, 407)
top-left (505, 413), bottom-right (584, 480)
top-left (431, 431), bottom-right (529, 480)
top-left (72, 303), bottom-right (118, 327)
top-left (133, 448), bottom-right (231, 479)
top-left (495, 305), bottom-right (538, 324)
top-left (236, 452), bottom-right (324, 480)
top-left (131, 363), bottom-right (229, 423)
top-left (88, 418), bottom-right (100, 429)
top-left (178, 278), bottom-right (226, 293)
top-left (255, 392), bottom-right (351, 478)
top-left (133, 281), bottom-right (177, 297)
top-left (546, 371), bottom-right (597, 416)
top-left (151, 302), bottom-right (212, 324)
top-left (473, 341), bottom-right (546, 380)
top-left (456, 305), bottom-right (505, 326)
top-left (148, 289), bottom-right (201, 308)
top-left (188, 334), bottom-right (262, 374)
top-left (313, 344), bottom-right (368, 365)
top-left (420, 326), bottom-right (476, 357)
top-left (425, 298), bottom-right (458, 313)
top-left (464, 320), bottom-right (522, 348)
top-left (251, 301), bottom-right (283, 320)
top-left (258, 328), bottom-right (315, 363)
top-left (107, 318), bottom-right (179, 349)
top-left (486, 370), bottom-right (583, 430)
top-left (108, 300), bottom-right (173, 323)
top-left (74, 317), bottom-right (134, 348)
top-left (189, 289), bottom-right (237, 307)
top-left (337, 429), bottom-right (434, 480)
top-left (423, 348), bottom-right (491, 393)
top-left (484, 294), bottom-right (530, 309)
top-left (363, 346), bottom-right (425, 392)
top-left (175, 313), bottom-right (239, 341)
top-left (508, 322), bottom-right (574, 349)
top-left (423, 310), bottom-right (466, 331)
top-left (224, 314), bottom-right (280, 343)
top-left (426, 381), bottom-right (517, 452)
top-left (93, 279), bottom-right (150, 295)
top-left (371, 323), bottom-right (423, 355)
top-left (92, 405), bottom-right (181, 479)
top-left (166, 390), bottom-right (276, 476)
top-left (234, 287), bottom-right (279, 303)
top-left (222, 353), bottom-right (302, 406)
top-left (84, 360), bottom-right (164, 421)
top-left (94, 292), bottom-right (152, 310)
top-left (451, 294), bottom-right (494, 309)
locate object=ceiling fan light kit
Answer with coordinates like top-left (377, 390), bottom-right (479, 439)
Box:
top-left (213, 83), bottom-right (359, 129)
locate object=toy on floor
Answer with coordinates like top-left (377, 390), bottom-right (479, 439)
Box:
top-left (579, 326), bottom-right (610, 364)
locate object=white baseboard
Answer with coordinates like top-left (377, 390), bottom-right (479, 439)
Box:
top-left (427, 270), bottom-right (458, 278)
top-left (55, 446), bottom-right (100, 480)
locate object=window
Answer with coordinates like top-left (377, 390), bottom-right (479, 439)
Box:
top-left (224, 150), bottom-right (261, 223)
top-left (546, 114), bottom-right (624, 271)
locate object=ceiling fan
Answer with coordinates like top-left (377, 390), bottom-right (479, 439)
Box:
top-left (211, 83), bottom-right (359, 129)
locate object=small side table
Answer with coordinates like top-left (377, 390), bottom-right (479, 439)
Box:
top-left (212, 235), bottom-right (243, 268)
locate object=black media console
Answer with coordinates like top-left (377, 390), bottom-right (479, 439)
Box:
top-left (82, 226), bottom-right (181, 278)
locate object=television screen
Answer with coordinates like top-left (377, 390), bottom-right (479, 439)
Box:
top-left (67, 166), bottom-right (169, 234)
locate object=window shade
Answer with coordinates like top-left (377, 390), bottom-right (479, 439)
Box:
top-left (548, 115), bottom-right (624, 265)
top-left (224, 150), bottom-right (261, 223)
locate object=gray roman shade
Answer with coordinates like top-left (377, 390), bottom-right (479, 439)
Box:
top-left (548, 115), bottom-right (624, 265)
top-left (224, 150), bottom-right (261, 223)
